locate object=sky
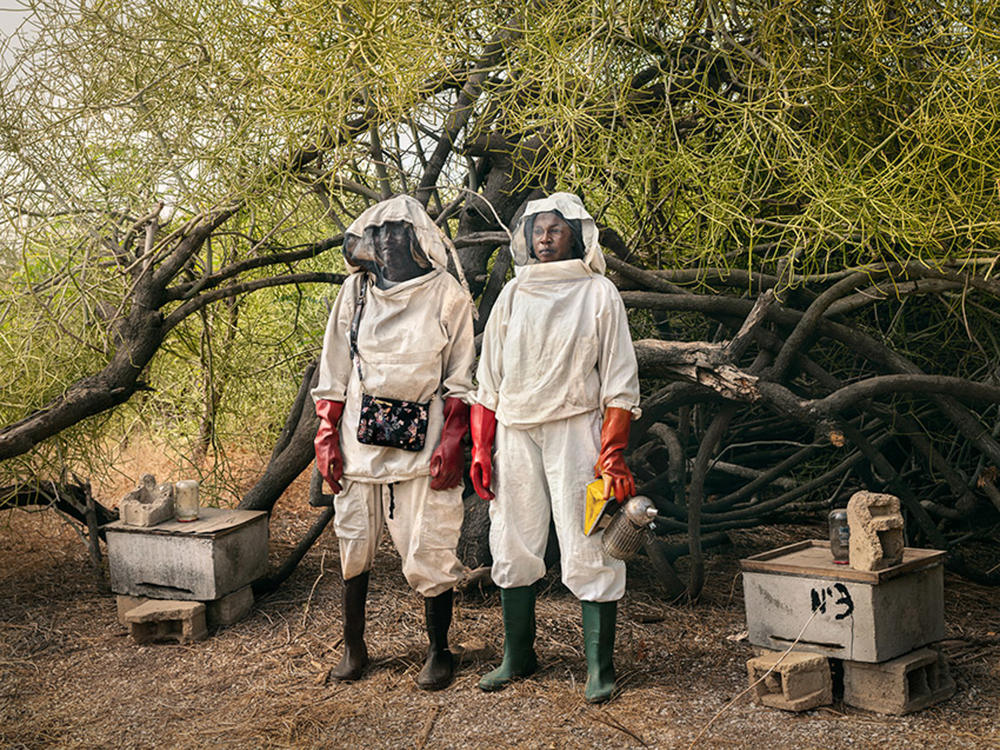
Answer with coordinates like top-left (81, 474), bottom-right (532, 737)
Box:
top-left (0, 4), bottom-right (29, 65)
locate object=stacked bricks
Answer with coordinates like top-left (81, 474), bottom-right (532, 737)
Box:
top-left (746, 650), bottom-right (833, 711)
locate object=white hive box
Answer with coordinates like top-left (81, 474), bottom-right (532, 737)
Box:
top-left (741, 540), bottom-right (944, 663)
top-left (106, 508), bottom-right (268, 601)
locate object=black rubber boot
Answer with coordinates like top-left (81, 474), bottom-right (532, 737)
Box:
top-left (581, 599), bottom-right (617, 703)
top-left (331, 572), bottom-right (370, 681)
top-left (416, 588), bottom-right (455, 690)
top-left (478, 585), bottom-right (538, 691)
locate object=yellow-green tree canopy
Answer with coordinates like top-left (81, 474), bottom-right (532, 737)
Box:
top-left (5, 1), bottom-right (1000, 590)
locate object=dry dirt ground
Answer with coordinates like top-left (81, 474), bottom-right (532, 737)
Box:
top-left (2, 458), bottom-right (999, 749)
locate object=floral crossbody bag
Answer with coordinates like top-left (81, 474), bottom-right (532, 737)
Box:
top-left (349, 274), bottom-right (431, 452)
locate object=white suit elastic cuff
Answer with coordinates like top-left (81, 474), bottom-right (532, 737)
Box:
top-left (605, 400), bottom-right (642, 420)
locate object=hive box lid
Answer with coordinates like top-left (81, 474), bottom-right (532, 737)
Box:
top-left (740, 539), bottom-right (945, 584)
top-left (104, 507), bottom-right (266, 538)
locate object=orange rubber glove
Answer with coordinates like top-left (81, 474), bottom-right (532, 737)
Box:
top-left (469, 404), bottom-right (497, 500)
top-left (594, 406), bottom-right (636, 502)
top-left (430, 397), bottom-right (470, 491)
top-left (314, 399), bottom-right (346, 494)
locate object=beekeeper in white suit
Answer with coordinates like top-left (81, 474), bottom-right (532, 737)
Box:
top-left (312, 195), bottom-right (475, 691)
top-left (470, 192), bottom-right (641, 703)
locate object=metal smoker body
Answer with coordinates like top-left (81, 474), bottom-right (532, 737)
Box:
top-left (601, 495), bottom-right (657, 560)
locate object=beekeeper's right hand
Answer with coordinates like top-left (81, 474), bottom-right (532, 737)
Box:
top-left (469, 404), bottom-right (497, 500)
top-left (314, 399), bottom-right (346, 494)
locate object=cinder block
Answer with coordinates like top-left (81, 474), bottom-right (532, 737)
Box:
top-left (116, 595), bottom-right (149, 625)
top-left (747, 650), bottom-right (832, 712)
top-left (843, 648), bottom-right (955, 714)
top-left (205, 586), bottom-right (253, 627)
top-left (847, 492), bottom-right (904, 571)
top-left (125, 600), bottom-right (207, 644)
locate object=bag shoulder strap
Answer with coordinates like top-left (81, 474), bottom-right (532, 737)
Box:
top-left (349, 273), bottom-right (368, 385)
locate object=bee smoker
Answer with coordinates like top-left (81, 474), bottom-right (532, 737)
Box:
top-left (601, 495), bottom-right (658, 560)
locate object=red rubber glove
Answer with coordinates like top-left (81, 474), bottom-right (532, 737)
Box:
top-left (314, 399), bottom-right (345, 494)
top-left (469, 404), bottom-right (497, 500)
top-left (430, 397), bottom-right (470, 491)
top-left (594, 406), bottom-right (636, 502)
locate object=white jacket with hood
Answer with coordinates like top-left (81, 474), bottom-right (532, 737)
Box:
top-left (312, 195), bottom-right (476, 483)
top-left (475, 193), bottom-right (641, 427)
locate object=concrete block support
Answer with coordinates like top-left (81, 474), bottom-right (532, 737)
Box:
top-left (847, 492), bottom-right (904, 571)
top-left (116, 595), bottom-right (149, 625)
top-left (205, 586), bottom-right (254, 628)
top-left (843, 648), bottom-right (955, 714)
top-left (747, 650), bottom-right (833, 712)
top-left (125, 600), bottom-right (208, 644)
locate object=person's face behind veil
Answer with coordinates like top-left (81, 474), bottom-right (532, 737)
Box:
top-left (371, 221), bottom-right (431, 288)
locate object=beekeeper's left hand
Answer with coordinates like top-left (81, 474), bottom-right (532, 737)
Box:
top-left (595, 406), bottom-right (636, 502)
top-left (430, 397), bottom-right (470, 490)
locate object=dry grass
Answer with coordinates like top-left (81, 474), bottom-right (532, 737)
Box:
top-left (2, 455), bottom-right (999, 749)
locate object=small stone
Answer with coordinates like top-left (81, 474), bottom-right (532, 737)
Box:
top-left (453, 639), bottom-right (495, 663)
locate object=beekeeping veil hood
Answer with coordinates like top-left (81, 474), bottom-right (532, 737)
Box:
top-left (341, 194), bottom-right (451, 275)
top-left (510, 192), bottom-right (605, 275)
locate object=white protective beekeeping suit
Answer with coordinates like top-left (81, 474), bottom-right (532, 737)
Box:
top-left (312, 195), bottom-right (476, 596)
top-left (475, 193), bottom-right (641, 602)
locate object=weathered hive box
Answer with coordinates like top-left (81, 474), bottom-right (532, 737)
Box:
top-left (741, 540), bottom-right (944, 663)
top-left (105, 508), bottom-right (268, 601)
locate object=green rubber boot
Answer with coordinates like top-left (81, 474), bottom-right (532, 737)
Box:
top-left (478, 585), bottom-right (538, 691)
top-left (581, 600), bottom-right (617, 704)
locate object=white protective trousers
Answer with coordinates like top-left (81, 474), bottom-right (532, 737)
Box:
top-left (334, 476), bottom-right (466, 597)
top-left (489, 410), bottom-right (626, 602)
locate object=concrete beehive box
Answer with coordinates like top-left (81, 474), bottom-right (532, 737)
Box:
top-left (741, 540), bottom-right (944, 663)
top-left (105, 507), bottom-right (268, 601)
